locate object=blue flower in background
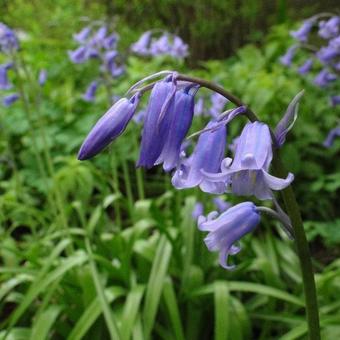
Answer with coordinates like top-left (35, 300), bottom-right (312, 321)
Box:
top-left (318, 16), bottom-right (340, 39)
top-left (3, 93), bottom-right (19, 106)
top-left (323, 126), bottom-right (340, 148)
top-left (290, 19), bottom-right (314, 42)
top-left (0, 22), bottom-right (19, 52)
top-left (198, 202), bottom-right (260, 269)
top-left (82, 80), bottom-right (98, 102)
top-left (0, 63), bottom-right (12, 90)
top-left (279, 45), bottom-right (298, 66)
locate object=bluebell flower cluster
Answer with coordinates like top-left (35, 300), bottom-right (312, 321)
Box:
top-left (131, 31), bottom-right (189, 59)
top-left (280, 14), bottom-right (339, 100)
top-left (78, 71), bottom-right (298, 269)
top-left (68, 23), bottom-right (124, 102)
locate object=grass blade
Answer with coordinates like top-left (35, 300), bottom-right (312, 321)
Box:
top-left (214, 281), bottom-right (230, 340)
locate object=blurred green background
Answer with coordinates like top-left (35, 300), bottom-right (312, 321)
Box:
top-left (0, 0), bottom-right (339, 339)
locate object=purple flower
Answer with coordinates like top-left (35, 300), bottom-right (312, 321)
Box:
top-left (280, 46), bottom-right (298, 67)
top-left (3, 93), bottom-right (19, 106)
top-left (194, 97), bottom-right (204, 116)
top-left (103, 33), bottom-right (118, 50)
top-left (0, 63), bottom-right (12, 90)
top-left (329, 36), bottom-right (340, 52)
top-left (192, 202), bottom-right (204, 220)
top-left (323, 127), bottom-right (340, 148)
top-left (172, 121), bottom-right (226, 194)
top-left (210, 92), bottom-right (228, 117)
top-left (38, 69), bottom-right (47, 86)
top-left (318, 16), bottom-right (340, 39)
top-left (150, 35), bottom-right (171, 56)
top-left (290, 19), bottom-right (314, 42)
top-left (198, 202), bottom-right (260, 269)
top-left (212, 197), bottom-right (232, 213)
top-left (137, 75), bottom-right (177, 168)
top-left (133, 109), bottom-right (146, 124)
top-left (94, 26), bottom-right (107, 43)
top-left (317, 46), bottom-right (338, 63)
top-left (73, 26), bottom-right (91, 43)
top-left (82, 81), bottom-right (98, 102)
top-left (314, 69), bottom-right (337, 87)
top-left (298, 58), bottom-right (313, 74)
top-left (131, 31), bottom-right (152, 56)
top-left (68, 46), bottom-right (88, 64)
top-left (78, 93), bottom-right (141, 160)
top-left (204, 122), bottom-right (294, 200)
top-left (155, 86), bottom-right (196, 171)
top-left (330, 95), bottom-right (340, 107)
top-left (0, 22), bottom-right (19, 52)
top-left (170, 36), bottom-right (189, 59)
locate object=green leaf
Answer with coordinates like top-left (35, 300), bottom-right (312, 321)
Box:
top-left (214, 281), bottom-right (230, 340)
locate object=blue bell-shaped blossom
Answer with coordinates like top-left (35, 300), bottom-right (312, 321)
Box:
top-left (204, 122), bottom-right (294, 200)
top-left (78, 93), bottom-right (141, 160)
top-left (172, 120), bottom-right (226, 194)
top-left (198, 202), bottom-right (260, 269)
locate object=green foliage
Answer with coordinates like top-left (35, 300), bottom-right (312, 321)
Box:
top-left (1, 1), bottom-right (339, 339)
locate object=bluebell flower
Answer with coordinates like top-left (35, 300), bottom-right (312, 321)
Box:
top-left (0, 22), bottom-right (19, 52)
top-left (329, 36), bottom-right (340, 50)
top-left (73, 26), bottom-right (91, 43)
top-left (78, 93), bottom-right (141, 160)
top-left (330, 95), bottom-right (340, 107)
top-left (150, 35), bottom-right (171, 56)
top-left (172, 121), bottom-right (226, 194)
top-left (194, 97), bottom-right (204, 116)
top-left (192, 202), bottom-right (204, 220)
top-left (82, 81), bottom-right (98, 102)
top-left (170, 36), bottom-right (189, 58)
top-left (290, 19), bottom-right (314, 42)
top-left (198, 202), bottom-right (260, 269)
top-left (94, 26), bottom-right (107, 43)
top-left (155, 86), bottom-right (197, 171)
top-left (137, 75), bottom-right (177, 168)
top-left (314, 69), bottom-right (337, 87)
top-left (68, 46), bottom-right (88, 64)
top-left (3, 93), bottom-right (19, 106)
top-left (298, 58), bottom-right (313, 74)
top-left (204, 122), bottom-right (294, 200)
top-left (131, 31), bottom-right (152, 55)
top-left (316, 46), bottom-right (338, 63)
top-left (0, 63), bottom-right (12, 90)
top-left (103, 33), bottom-right (118, 50)
top-left (323, 126), bottom-right (340, 148)
top-left (132, 109), bottom-right (146, 124)
top-left (212, 197), bottom-right (232, 213)
top-left (280, 46), bottom-right (298, 67)
top-left (38, 69), bottom-right (47, 86)
top-left (209, 92), bottom-right (228, 117)
top-left (318, 16), bottom-right (340, 39)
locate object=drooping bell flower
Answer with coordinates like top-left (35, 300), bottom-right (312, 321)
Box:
top-left (330, 95), bottom-right (340, 107)
top-left (209, 92), bottom-right (228, 117)
top-left (170, 36), bottom-right (189, 59)
top-left (0, 63), bottom-right (12, 90)
top-left (204, 122), bottom-right (294, 200)
top-left (82, 81), bottom-right (98, 102)
top-left (68, 46), bottom-right (88, 64)
top-left (150, 35), bottom-right (171, 56)
top-left (194, 97), bottom-right (204, 116)
top-left (73, 26), bottom-right (91, 43)
top-left (131, 31), bottom-right (152, 56)
top-left (93, 26), bottom-right (107, 44)
top-left (279, 45), bottom-right (298, 67)
top-left (198, 202), bottom-right (260, 269)
top-left (298, 58), bottom-right (313, 74)
top-left (78, 93), bottom-right (141, 160)
top-left (192, 202), bottom-right (204, 221)
top-left (103, 33), bottom-right (118, 50)
top-left (323, 126), bottom-right (340, 148)
top-left (290, 19), bottom-right (314, 42)
top-left (317, 46), bottom-right (338, 63)
top-left (0, 22), bottom-right (19, 52)
top-left (155, 85), bottom-right (197, 171)
top-left (137, 75), bottom-right (177, 168)
top-left (314, 69), bottom-right (337, 87)
top-left (212, 197), bottom-right (232, 213)
top-left (172, 120), bottom-right (226, 194)
top-left (3, 93), bottom-right (19, 106)
top-left (318, 16), bottom-right (340, 39)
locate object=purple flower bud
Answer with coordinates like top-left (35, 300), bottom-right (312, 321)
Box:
top-left (137, 75), bottom-right (177, 168)
top-left (279, 46), bottom-right (298, 67)
top-left (78, 93), bottom-right (141, 160)
top-left (290, 19), bottom-right (314, 42)
top-left (0, 22), bottom-right (19, 52)
top-left (0, 63), bottom-right (12, 90)
top-left (68, 46), bottom-right (88, 64)
top-left (172, 120), bottom-right (226, 194)
top-left (323, 127), bottom-right (340, 148)
top-left (82, 81), bottom-right (98, 102)
top-left (192, 202), bottom-right (204, 220)
top-left (314, 69), bottom-right (337, 87)
top-left (204, 122), bottom-right (294, 200)
top-left (3, 93), bottom-right (19, 106)
top-left (131, 31), bottom-right (152, 56)
top-left (73, 26), bottom-right (91, 43)
top-left (38, 69), bottom-right (47, 86)
top-left (298, 58), bottom-right (313, 74)
top-left (155, 86), bottom-right (196, 171)
top-left (330, 95), bottom-right (340, 107)
top-left (318, 16), bottom-right (340, 39)
top-left (212, 197), bottom-right (232, 213)
top-left (198, 202), bottom-right (260, 269)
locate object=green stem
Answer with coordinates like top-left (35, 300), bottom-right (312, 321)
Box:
top-left (174, 74), bottom-right (320, 339)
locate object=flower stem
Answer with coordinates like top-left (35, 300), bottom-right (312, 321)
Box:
top-left (175, 74), bottom-right (320, 339)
